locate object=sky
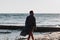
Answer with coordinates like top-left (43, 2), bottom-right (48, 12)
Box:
top-left (0, 0), bottom-right (60, 13)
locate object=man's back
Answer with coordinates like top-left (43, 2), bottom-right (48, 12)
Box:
top-left (25, 15), bottom-right (36, 27)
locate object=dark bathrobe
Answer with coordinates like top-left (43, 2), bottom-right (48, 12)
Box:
top-left (20, 15), bottom-right (36, 36)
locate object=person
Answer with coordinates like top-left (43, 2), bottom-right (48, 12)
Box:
top-left (20, 10), bottom-right (36, 40)
top-left (25, 10), bottom-right (36, 40)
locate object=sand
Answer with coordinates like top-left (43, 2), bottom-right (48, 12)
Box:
top-left (16, 32), bottom-right (60, 40)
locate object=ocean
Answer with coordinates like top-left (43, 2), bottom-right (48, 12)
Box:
top-left (0, 13), bottom-right (60, 40)
top-left (0, 13), bottom-right (60, 26)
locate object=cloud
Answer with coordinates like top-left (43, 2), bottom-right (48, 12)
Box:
top-left (0, 0), bottom-right (60, 13)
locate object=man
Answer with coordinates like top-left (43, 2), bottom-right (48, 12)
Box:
top-left (25, 10), bottom-right (36, 40)
top-left (20, 10), bottom-right (36, 40)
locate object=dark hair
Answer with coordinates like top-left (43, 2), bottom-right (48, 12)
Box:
top-left (30, 10), bottom-right (33, 14)
top-left (29, 10), bottom-right (34, 15)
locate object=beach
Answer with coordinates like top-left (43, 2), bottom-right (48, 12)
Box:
top-left (0, 25), bottom-right (60, 40)
top-left (34, 32), bottom-right (60, 40)
top-left (0, 13), bottom-right (60, 40)
top-left (16, 32), bottom-right (60, 40)
top-left (0, 30), bottom-right (60, 40)
top-left (13, 32), bottom-right (60, 40)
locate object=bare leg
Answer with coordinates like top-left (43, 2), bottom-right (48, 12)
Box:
top-left (27, 35), bottom-right (30, 40)
top-left (30, 32), bottom-right (34, 40)
top-left (27, 31), bottom-right (34, 40)
top-left (27, 33), bottom-right (30, 40)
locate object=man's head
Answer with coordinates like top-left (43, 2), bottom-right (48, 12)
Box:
top-left (29, 10), bottom-right (34, 16)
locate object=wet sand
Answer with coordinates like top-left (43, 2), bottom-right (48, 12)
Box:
top-left (0, 25), bottom-right (60, 40)
top-left (0, 29), bottom-right (60, 40)
top-left (17, 32), bottom-right (60, 40)
top-left (0, 25), bottom-right (60, 32)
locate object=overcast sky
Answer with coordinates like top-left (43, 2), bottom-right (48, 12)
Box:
top-left (0, 0), bottom-right (60, 13)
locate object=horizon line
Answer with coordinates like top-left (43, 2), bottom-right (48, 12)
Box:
top-left (0, 13), bottom-right (60, 14)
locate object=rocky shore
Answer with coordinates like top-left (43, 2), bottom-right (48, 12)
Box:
top-left (0, 25), bottom-right (60, 32)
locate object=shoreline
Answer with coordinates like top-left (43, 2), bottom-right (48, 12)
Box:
top-left (0, 25), bottom-right (60, 32)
